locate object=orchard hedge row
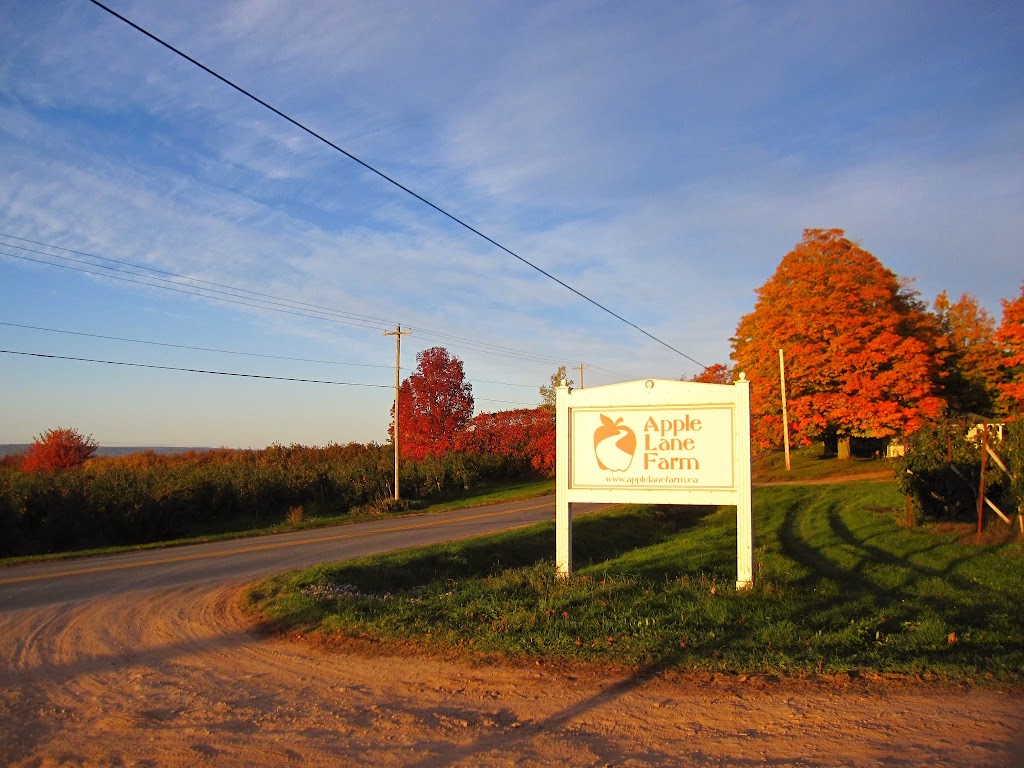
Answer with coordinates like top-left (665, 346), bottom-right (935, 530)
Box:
top-left (0, 443), bottom-right (537, 557)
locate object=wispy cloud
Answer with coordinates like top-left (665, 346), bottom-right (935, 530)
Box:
top-left (1, 0), bottom-right (1021, 445)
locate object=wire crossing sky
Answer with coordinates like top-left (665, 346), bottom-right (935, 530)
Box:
top-left (0, 232), bottom-right (594, 370)
top-left (0, 350), bottom-right (536, 407)
top-left (1, 1), bottom-right (1021, 447)
top-left (86, 0), bottom-right (705, 369)
top-left (0, 349), bottom-right (392, 388)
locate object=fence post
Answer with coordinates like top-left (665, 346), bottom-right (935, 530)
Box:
top-left (977, 425), bottom-right (989, 541)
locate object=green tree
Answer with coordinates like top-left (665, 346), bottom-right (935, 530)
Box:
top-left (539, 365), bottom-right (573, 411)
top-left (731, 229), bottom-right (945, 455)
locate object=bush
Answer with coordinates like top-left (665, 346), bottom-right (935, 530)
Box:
top-left (1004, 418), bottom-right (1024, 515)
top-left (22, 427), bottom-right (98, 472)
top-left (895, 416), bottom-right (1017, 522)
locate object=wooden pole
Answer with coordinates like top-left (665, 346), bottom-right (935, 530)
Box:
top-left (779, 349), bottom-right (791, 471)
top-left (735, 374), bottom-right (754, 588)
top-left (575, 363), bottom-right (590, 389)
top-left (555, 381), bottom-right (572, 577)
top-left (383, 324), bottom-right (411, 500)
top-left (977, 424), bottom-right (989, 541)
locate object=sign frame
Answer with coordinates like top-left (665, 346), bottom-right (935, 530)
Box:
top-left (555, 376), bottom-right (753, 588)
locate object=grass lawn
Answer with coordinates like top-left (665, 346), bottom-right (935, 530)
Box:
top-left (753, 445), bottom-right (890, 483)
top-left (247, 479), bottom-right (1024, 681)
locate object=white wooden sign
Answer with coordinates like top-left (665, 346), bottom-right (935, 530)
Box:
top-left (555, 377), bottom-right (753, 588)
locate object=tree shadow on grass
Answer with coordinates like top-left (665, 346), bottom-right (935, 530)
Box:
top-left (822, 505), bottom-right (1014, 630)
top-left (774, 488), bottom-right (1022, 667)
top-left (302, 504), bottom-right (719, 594)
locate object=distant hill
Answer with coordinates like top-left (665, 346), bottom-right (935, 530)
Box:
top-left (0, 445), bottom-right (212, 458)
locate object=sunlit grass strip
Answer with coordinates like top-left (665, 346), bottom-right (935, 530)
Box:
top-left (752, 445), bottom-right (890, 483)
top-left (247, 481), bottom-right (1024, 680)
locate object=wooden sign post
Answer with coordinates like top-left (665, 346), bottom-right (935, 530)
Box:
top-left (555, 376), bottom-right (754, 589)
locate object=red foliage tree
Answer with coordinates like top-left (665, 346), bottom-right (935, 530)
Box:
top-left (456, 407), bottom-right (556, 475)
top-left (731, 229), bottom-right (945, 451)
top-left (996, 281), bottom-right (1024, 412)
top-left (21, 427), bottom-right (99, 472)
top-left (391, 347), bottom-right (474, 460)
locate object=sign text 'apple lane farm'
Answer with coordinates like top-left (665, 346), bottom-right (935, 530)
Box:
top-left (642, 415), bottom-right (702, 470)
top-left (572, 403), bottom-right (737, 491)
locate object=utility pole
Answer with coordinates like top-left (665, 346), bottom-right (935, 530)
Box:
top-left (575, 363), bottom-right (591, 389)
top-left (383, 324), bottom-right (412, 500)
top-left (779, 349), bottom-right (791, 471)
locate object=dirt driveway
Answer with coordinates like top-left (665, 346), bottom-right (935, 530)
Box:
top-left (2, 578), bottom-right (1022, 767)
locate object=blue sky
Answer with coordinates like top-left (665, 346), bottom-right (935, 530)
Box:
top-left (1, 0), bottom-right (1022, 448)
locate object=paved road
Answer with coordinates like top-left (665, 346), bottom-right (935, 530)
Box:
top-left (0, 496), bottom-right (564, 612)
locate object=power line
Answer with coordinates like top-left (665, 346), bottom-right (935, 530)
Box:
top-left (2, 243), bottom-right (650, 386)
top-left (0, 242), bottom-right (384, 331)
top-left (0, 349), bottom-right (392, 387)
top-left (410, 325), bottom-right (625, 375)
top-left (0, 246), bottom-right (377, 332)
top-left (0, 232), bottom-right (391, 328)
top-left (0, 233), bottom-right (574, 367)
top-left (0, 321), bottom-right (392, 369)
top-left (469, 378), bottom-right (536, 389)
top-left (0, 238), bottom-right (578, 368)
top-left (84, 0), bottom-right (706, 370)
top-left (0, 320), bottom-right (552, 388)
top-left (0, 234), bottom-right (643, 373)
top-left (1, 348), bottom-right (537, 405)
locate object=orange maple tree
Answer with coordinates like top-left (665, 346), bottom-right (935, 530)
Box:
top-left (391, 346), bottom-right (474, 460)
top-left (933, 291), bottom-right (1002, 416)
top-left (688, 363), bottom-right (733, 384)
top-left (21, 427), bottom-right (99, 472)
top-left (996, 281), bottom-right (1024, 412)
top-left (731, 229), bottom-right (945, 451)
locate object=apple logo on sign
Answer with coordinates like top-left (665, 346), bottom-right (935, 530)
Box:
top-left (593, 414), bottom-right (637, 472)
